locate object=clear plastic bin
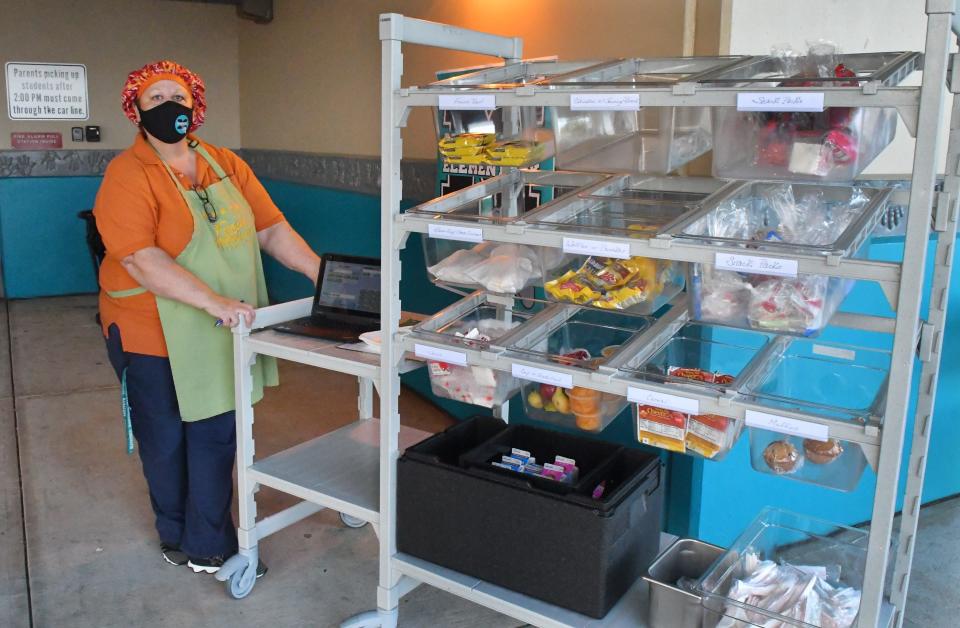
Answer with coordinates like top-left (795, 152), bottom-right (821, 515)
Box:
top-left (413, 292), bottom-right (542, 408)
top-left (525, 175), bottom-right (706, 238)
top-left (509, 307), bottom-right (652, 432)
top-left (430, 60), bottom-right (611, 168)
top-left (704, 52), bottom-right (920, 182)
top-left (543, 57), bottom-right (748, 174)
top-left (409, 170), bottom-right (606, 293)
top-left (425, 239), bottom-right (556, 294)
top-left (698, 507), bottom-right (889, 628)
top-left (542, 252), bottom-right (685, 315)
top-left (742, 335), bottom-right (891, 423)
top-left (677, 182), bottom-right (889, 336)
top-left (621, 324), bottom-right (772, 460)
top-left (748, 429), bottom-right (867, 492)
top-left (675, 182), bottom-right (889, 255)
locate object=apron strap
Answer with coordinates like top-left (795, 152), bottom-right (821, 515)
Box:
top-left (192, 142), bottom-right (230, 180)
top-left (107, 286), bottom-right (148, 298)
top-left (120, 368), bottom-right (135, 455)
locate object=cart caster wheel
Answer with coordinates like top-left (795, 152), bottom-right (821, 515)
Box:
top-left (227, 564), bottom-right (257, 599)
top-left (340, 512), bottom-right (368, 528)
top-left (216, 553), bottom-right (258, 600)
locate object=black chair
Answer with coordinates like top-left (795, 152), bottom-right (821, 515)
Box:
top-left (78, 210), bottom-right (105, 324)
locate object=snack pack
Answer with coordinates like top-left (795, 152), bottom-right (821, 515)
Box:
top-left (545, 255), bottom-right (680, 312)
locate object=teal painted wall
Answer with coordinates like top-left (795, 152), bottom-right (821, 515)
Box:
top-left (2, 173), bottom-right (958, 544)
top-left (0, 177), bottom-right (102, 297)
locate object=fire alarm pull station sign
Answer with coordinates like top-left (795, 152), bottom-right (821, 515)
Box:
top-left (6, 62), bottom-right (89, 120)
top-left (10, 132), bottom-right (62, 149)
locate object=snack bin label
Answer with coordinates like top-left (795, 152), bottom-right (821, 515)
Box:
top-left (438, 94), bottom-right (496, 110)
top-left (511, 363), bottom-right (573, 389)
top-left (628, 386), bottom-right (700, 415)
top-left (745, 409), bottom-right (829, 441)
top-left (414, 344), bottom-right (468, 367)
top-left (570, 93), bottom-right (641, 111)
top-left (736, 92), bottom-right (825, 112)
top-left (562, 237), bottom-right (631, 259)
top-left (714, 252), bottom-right (798, 278)
top-left (428, 223), bottom-right (484, 243)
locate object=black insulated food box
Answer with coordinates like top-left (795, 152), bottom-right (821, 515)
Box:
top-left (397, 416), bottom-right (664, 619)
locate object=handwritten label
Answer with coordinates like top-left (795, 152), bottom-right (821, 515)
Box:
top-left (737, 92), bottom-right (825, 112)
top-left (511, 363), bottom-right (573, 389)
top-left (569, 93), bottom-right (641, 111)
top-left (563, 237), bottom-right (631, 259)
top-left (628, 387), bottom-right (700, 415)
top-left (714, 253), bottom-right (798, 278)
top-left (428, 223), bottom-right (483, 243)
top-left (812, 344), bottom-right (856, 361)
top-left (438, 94), bottom-right (496, 110)
top-left (745, 410), bottom-right (829, 441)
top-left (414, 344), bottom-right (467, 366)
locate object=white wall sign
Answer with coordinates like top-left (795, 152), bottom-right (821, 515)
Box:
top-left (6, 62), bottom-right (88, 120)
top-left (569, 93), bottom-right (641, 111)
top-left (736, 92), bottom-right (824, 112)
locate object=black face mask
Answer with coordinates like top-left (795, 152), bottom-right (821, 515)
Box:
top-left (137, 100), bottom-right (193, 144)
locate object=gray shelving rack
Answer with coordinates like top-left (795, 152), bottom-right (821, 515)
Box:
top-left (229, 4), bottom-right (960, 627)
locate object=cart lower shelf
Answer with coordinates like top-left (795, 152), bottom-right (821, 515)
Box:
top-left (394, 535), bottom-right (678, 628)
top-left (248, 419), bottom-right (431, 527)
top-left (392, 543), bottom-right (896, 628)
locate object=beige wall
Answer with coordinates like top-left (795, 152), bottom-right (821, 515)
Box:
top-left (239, 0), bottom-right (722, 159)
top-left (0, 0), bottom-right (241, 150)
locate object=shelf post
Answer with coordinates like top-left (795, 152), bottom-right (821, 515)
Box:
top-left (859, 5), bottom-right (955, 627)
top-left (888, 78), bottom-right (960, 628)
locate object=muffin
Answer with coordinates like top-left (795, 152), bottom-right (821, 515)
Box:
top-left (763, 440), bottom-right (802, 474)
top-left (803, 438), bottom-right (844, 465)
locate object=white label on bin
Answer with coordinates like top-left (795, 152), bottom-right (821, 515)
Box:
top-left (511, 363), bottom-right (573, 389)
top-left (813, 344), bottom-right (856, 361)
top-left (736, 92), bottom-right (825, 112)
top-left (569, 93), bottom-right (641, 111)
top-left (428, 223), bottom-right (484, 243)
top-left (714, 252), bottom-right (798, 278)
top-left (745, 410), bottom-right (829, 441)
top-left (628, 386), bottom-right (700, 415)
top-left (562, 237), bottom-right (631, 259)
top-left (414, 344), bottom-right (467, 366)
top-left (438, 94), bottom-right (496, 110)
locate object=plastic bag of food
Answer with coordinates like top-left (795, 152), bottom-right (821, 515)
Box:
top-left (427, 248), bottom-right (485, 284)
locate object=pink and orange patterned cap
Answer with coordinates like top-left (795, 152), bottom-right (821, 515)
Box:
top-left (121, 60), bottom-right (206, 132)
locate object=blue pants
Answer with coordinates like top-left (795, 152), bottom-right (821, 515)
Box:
top-left (105, 324), bottom-right (238, 558)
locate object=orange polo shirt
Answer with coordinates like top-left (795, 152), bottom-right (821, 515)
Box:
top-left (94, 133), bottom-right (286, 357)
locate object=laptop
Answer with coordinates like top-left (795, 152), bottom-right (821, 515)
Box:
top-left (271, 253), bottom-right (382, 342)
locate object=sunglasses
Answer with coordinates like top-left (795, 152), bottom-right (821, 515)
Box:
top-left (192, 185), bottom-right (218, 223)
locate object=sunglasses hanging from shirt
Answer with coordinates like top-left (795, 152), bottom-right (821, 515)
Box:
top-left (192, 185), bottom-right (219, 223)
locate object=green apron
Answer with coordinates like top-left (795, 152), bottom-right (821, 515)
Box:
top-left (108, 140), bottom-right (278, 421)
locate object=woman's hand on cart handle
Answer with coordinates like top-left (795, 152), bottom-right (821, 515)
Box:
top-left (204, 294), bottom-right (255, 329)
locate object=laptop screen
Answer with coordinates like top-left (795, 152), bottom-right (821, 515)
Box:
top-left (315, 258), bottom-right (381, 316)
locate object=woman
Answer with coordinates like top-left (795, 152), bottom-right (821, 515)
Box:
top-left (95, 60), bottom-right (320, 575)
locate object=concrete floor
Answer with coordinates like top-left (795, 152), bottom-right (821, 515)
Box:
top-left (0, 295), bottom-right (955, 627)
